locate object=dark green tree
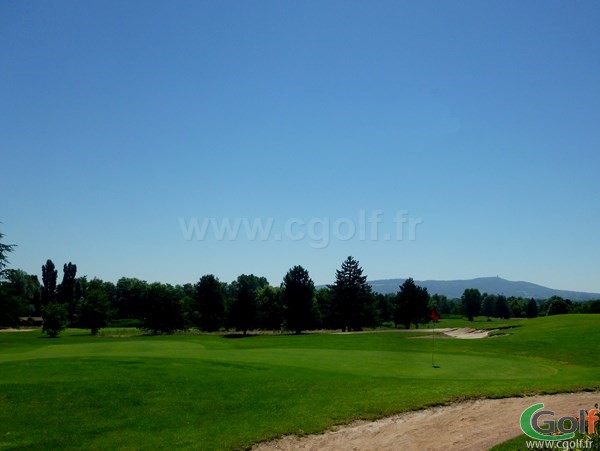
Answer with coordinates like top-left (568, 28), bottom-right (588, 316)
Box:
top-left (526, 298), bottom-right (538, 318)
top-left (394, 278), bottom-right (430, 329)
top-left (58, 262), bottom-right (78, 319)
top-left (461, 288), bottom-right (482, 321)
top-left (494, 294), bottom-right (510, 319)
top-left (3, 269), bottom-right (41, 318)
top-left (0, 285), bottom-right (27, 327)
top-left (78, 279), bottom-right (111, 335)
top-left (331, 256), bottom-right (373, 331)
top-left (315, 287), bottom-right (335, 329)
top-left (508, 296), bottom-right (526, 318)
top-left (0, 226), bottom-right (16, 281)
top-left (375, 293), bottom-right (394, 324)
top-left (41, 259), bottom-right (58, 306)
top-left (141, 283), bottom-right (185, 334)
top-left (481, 294), bottom-right (497, 319)
top-left (256, 285), bottom-right (283, 330)
top-left (42, 302), bottom-right (68, 338)
top-left (115, 277), bottom-right (147, 319)
top-left (429, 294), bottom-right (451, 315)
top-left (195, 274), bottom-right (225, 331)
top-left (281, 265), bottom-right (315, 334)
top-left (546, 297), bottom-right (571, 316)
top-left (228, 274), bottom-right (268, 335)
top-left (588, 300), bottom-right (600, 314)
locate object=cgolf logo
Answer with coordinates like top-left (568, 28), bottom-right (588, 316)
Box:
top-left (520, 403), bottom-right (599, 441)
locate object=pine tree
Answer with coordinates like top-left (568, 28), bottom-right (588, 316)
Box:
top-left (229, 275), bottom-right (268, 336)
top-left (394, 278), bottom-right (430, 329)
top-left (331, 256), bottom-right (372, 331)
top-left (526, 298), bottom-right (538, 318)
top-left (41, 260), bottom-right (58, 306)
top-left (58, 262), bottom-right (78, 319)
top-left (0, 226), bottom-right (16, 281)
top-left (195, 274), bottom-right (225, 331)
top-left (281, 265), bottom-right (314, 334)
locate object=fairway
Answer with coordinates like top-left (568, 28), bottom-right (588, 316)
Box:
top-left (1, 315), bottom-right (598, 449)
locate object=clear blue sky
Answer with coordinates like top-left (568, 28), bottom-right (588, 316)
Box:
top-left (2, 0), bottom-right (599, 292)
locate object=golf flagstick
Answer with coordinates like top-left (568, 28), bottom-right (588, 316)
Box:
top-left (430, 307), bottom-right (440, 367)
top-left (432, 319), bottom-right (435, 366)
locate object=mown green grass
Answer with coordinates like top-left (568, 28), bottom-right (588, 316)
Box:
top-left (490, 434), bottom-right (547, 450)
top-left (0, 315), bottom-right (598, 449)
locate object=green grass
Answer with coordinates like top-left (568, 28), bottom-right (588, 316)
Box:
top-left (490, 434), bottom-right (548, 450)
top-left (0, 315), bottom-right (598, 449)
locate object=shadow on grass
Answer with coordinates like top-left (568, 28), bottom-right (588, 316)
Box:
top-left (222, 333), bottom-right (259, 339)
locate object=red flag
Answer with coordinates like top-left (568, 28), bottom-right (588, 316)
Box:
top-left (430, 307), bottom-right (440, 321)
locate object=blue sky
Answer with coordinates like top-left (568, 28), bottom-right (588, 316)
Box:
top-left (2, 0), bottom-right (599, 292)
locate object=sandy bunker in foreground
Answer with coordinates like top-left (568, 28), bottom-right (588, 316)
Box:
top-left (254, 392), bottom-right (598, 451)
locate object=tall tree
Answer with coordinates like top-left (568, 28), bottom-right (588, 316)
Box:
top-left (195, 274), bottom-right (225, 332)
top-left (141, 283), bottom-right (185, 334)
top-left (281, 265), bottom-right (315, 334)
top-left (41, 259), bottom-right (58, 306)
top-left (5, 269), bottom-right (41, 315)
top-left (115, 277), bottom-right (147, 319)
top-left (78, 278), bottom-right (111, 335)
top-left (374, 293), bottom-right (394, 324)
top-left (0, 226), bottom-right (16, 281)
top-left (256, 285), bottom-right (283, 330)
top-left (229, 274), bottom-right (268, 336)
top-left (331, 256), bottom-right (372, 332)
top-left (546, 297), bottom-right (571, 316)
top-left (494, 294), bottom-right (510, 319)
top-left (315, 287), bottom-right (335, 329)
top-left (481, 294), bottom-right (497, 319)
top-left (42, 302), bottom-right (68, 338)
top-left (394, 278), bottom-right (430, 329)
top-left (526, 298), bottom-right (538, 318)
top-left (58, 262), bottom-right (78, 319)
top-left (461, 288), bottom-right (482, 321)
top-left (429, 294), bottom-right (451, 315)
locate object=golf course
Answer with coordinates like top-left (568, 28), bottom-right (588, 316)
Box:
top-left (0, 314), bottom-right (598, 449)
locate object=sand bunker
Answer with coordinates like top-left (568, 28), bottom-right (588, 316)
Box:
top-left (254, 392), bottom-right (598, 451)
top-left (442, 328), bottom-right (495, 339)
top-left (0, 328), bottom-right (37, 333)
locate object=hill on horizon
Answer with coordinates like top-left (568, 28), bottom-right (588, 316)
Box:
top-left (366, 277), bottom-right (600, 301)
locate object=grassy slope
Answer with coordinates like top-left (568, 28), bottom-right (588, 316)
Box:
top-left (0, 315), bottom-right (598, 449)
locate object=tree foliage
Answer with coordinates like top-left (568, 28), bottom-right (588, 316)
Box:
top-left (546, 296), bottom-right (571, 316)
top-left (42, 302), bottom-right (68, 338)
top-left (195, 274), bottom-right (225, 332)
top-left (0, 227), bottom-right (16, 281)
top-left (315, 287), bottom-right (335, 329)
top-left (257, 285), bottom-right (283, 330)
top-left (0, 269), bottom-right (41, 326)
top-left (461, 288), bottom-right (482, 321)
top-left (281, 265), bottom-right (315, 334)
top-left (115, 277), bottom-right (147, 319)
top-left (58, 262), bottom-right (78, 319)
top-left (141, 283), bottom-right (185, 334)
top-left (494, 294), bottom-right (510, 319)
top-left (394, 278), bottom-right (430, 329)
top-left (526, 298), bottom-right (538, 318)
top-left (41, 260), bottom-right (58, 306)
top-left (481, 294), bottom-right (496, 319)
top-left (331, 256), bottom-right (373, 331)
top-left (229, 274), bottom-right (268, 335)
top-left (78, 278), bottom-right (111, 335)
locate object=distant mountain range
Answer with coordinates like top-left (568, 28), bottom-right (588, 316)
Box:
top-left (367, 277), bottom-right (600, 301)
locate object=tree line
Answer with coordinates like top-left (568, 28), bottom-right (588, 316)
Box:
top-left (1, 232), bottom-right (599, 336)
